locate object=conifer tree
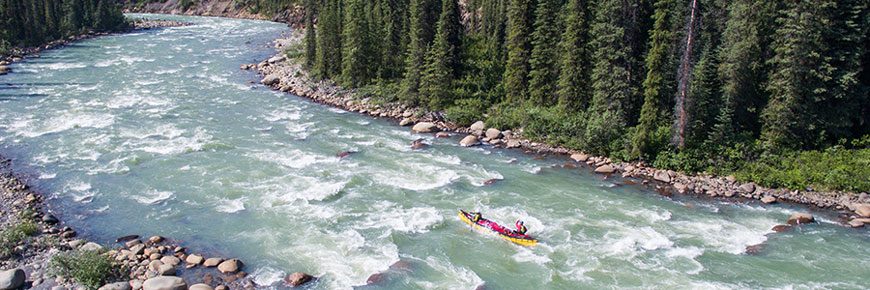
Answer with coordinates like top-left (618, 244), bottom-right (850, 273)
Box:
top-left (401, 0), bottom-right (430, 102)
top-left (315, 0), bottom-right (342, 79)
top-left (632, 0), bottom-right (677, 159)
top-left (340, 0), bottom-right (372, 87)
top-left (526, 0), bottom-right (562, 106)
top-left (303, 0), bottom-right (316, 69)
top-left (420, 0), bottom-right (462, 108)
top-left (503, 0), bottom-right (535, 102)
top-left (555, 0), bottom-right (590, 110)
top-left (378, 0), bottom-right (405, 80)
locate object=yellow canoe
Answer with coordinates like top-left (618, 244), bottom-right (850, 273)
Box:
top-left (458, 210), bottom-right (538, 246)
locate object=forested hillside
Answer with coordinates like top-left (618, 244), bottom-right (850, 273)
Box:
top-left (0, 0), bottom-right (127, 55)
top-left (300, 0), bottom-right (870, 192)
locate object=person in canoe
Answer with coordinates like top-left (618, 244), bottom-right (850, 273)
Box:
top-left (472, 212), bottom-right (482, 222)
top-left (515, 220), bottom-right (527, 235)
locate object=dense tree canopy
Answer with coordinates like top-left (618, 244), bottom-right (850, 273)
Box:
top-left (0, 0), bottom-right (126, 55)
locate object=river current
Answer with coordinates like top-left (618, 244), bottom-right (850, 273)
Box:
top-left (0, 15), bottom-right (868, 289)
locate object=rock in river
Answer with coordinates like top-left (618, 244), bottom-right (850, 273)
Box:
top-left (459, 135), bottom-right (480, 147)
top-left (185, 254), bottom-right (204, 265)
top-left (787, 213), bottom-right (815, 226)
top-left (412, 122), bottom-right (439, 133)
top-left (189, 284), bottom-right (213, 290)
top-left (203, 258), bottom-right (222, 267)
top-left (143, 276), bottom-right (186, 290)
top-left (485, 128), bottom-right (502, 139)
top-left (261, 75), bottom-right (280, 86)
top-left (284, 272), bottom-right (314, 287)
top-left (594, 165), bottom-right (615, 174)
top-left (218, 259), bottom-right (243, 274)
top-left (855, 204), bottom-right (870, 218)
top-left (0, 269), bottom-right (25, 290)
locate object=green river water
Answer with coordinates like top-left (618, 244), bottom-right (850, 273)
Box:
top-left (0, 15), bottom-right (868, 289)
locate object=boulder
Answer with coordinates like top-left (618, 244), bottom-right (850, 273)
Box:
top-left (142, 276), bottom-right (186, 290)
top-left (570, 153), bottom-right (589, 162)
top-left (203, 258), bottom-right (222, 267)
top-left (506, 139), bottom-right (521, 149)
top-left (130, 279), bottom-right (144, 290)
top-left (157, 264), bottom-right (176, 276)
top-left (284, 272), bottom-right (314, 287)
top-left (189, 284), bottom-right (213, 290)
top-left (81, 242), bottom-right (103, 251)
top-left (148, 236), bottom-right (165, 244)
top-left (42, 214), bottom-right (59, 224)
top-left (214, 286), bottom-right (228, 290)
top-left (855, 204), bottom-right (870, 218)
top-left (0, 269), bottom-right (25, 290)
top-left (653, 170), bottom-right (671, 183)
top-left (399, 118), bottom-right (413, 126)
top-left (149, 260), bottom-right (164, 272)
top-left (130, 244), bottom-right (146, 255)
top-left (848, 219), bottom-right (864, 228)
top-left (185, 254), bottom-right (203, 265)
top-left (0, 66), bottom-right (9, 72)
top-left (738, 183), bottom-right (756, 193)
top-left (594, 165), bottom-right (615, 174)
top-left (674, 183), bottom-right (688, 193)
top-left (435, 132), bottom-right (450, 138)
top-left (217, 259), bottom-right (242, 274)
top-left (126, 239), bottom-right (142, 248)
top-left (268, 55), bottom-right (285, 63)
top-left (761, 196), bottom-right (776, 204)
top-left (411, 122), bottom-right (439, 133)
top-left (787, 213), bottom-right (815, 226)
top-left (69, 239), bottom-right (86, 248)
top-left (459, 135), bottom-right (480, 147)
top-left (99, 282), bottom-right (132, 290)
top-left (485, 128), bottom-right (502, 139)
top-left (160, 256), bottom-right (180, 266)
top-left (469, 121), bottom-right (485, 132)
top-left (261, 75), bottom-right (280, 86)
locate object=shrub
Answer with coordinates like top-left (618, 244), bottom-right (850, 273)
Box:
top-left (0, 220), bottom-right (39, 257)
top-left (445, 98), bottom-right (490, 126)
top-left (51, 250), bottom-right (124, 290)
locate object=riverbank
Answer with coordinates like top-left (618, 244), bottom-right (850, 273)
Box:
top-left (122, 1), bottom-right (304, 28)
top-left (252, 31), bottom-right (870, 229)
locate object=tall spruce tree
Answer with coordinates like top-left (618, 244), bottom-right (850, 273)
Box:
top-left (632, 0), bottom-right (677, 159)
top-left (340, 0), bottom-right (372, 87)
top-left (420, 0), bottom-right (462, 108)
top-left (303, 0), bottom-right (316, 69)
top-left (315, 0), bottom-right (342, 80)
top-left (555, 0), bottom-right (590, 110)
top-left (378, 0), bottom-right (405, 80)
top-left (584, 0), bottom-right (642, 155)
top-left (503, 0), bottom-right (535, 102)
top-left (527, 0), bottom-right (562, 106)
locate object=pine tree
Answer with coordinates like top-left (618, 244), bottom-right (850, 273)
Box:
top-left (555, 0), bottom-right (590, 110)
top-left (503, 0), bottom-right (535, 102)
top-left (340, 0), bottom-right (372, 87)
top-left (401, 0), bottom-right (431, 103)
top-left (584, 0), bottom-right (642, 155)
top-left (378, 0), bottom-right (405, 80)
top-left (315, 0), bottom-right (342, 80)
top-left (526, 0), bottom-right (561, 106)
top-left (632, 0), bottom-right (677, 159)
top-left (420, 0), bottom-right (463, 109)
top-left (303, 0), bottom-right (316, 69)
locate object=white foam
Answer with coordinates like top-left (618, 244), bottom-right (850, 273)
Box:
top-left (251, 266), bottom-right (284, 287)
top-left (64, 180), bottom-right (95, 203)
top-left (215, 197), bottom-right (246, 213)
top-left (602, 225), bottom-right (674, 258)
top-left (8, 112), bottom-right (115, 138)
top-left (131, 189), bottom-right (173, 204)
top-left (671, 218), bottom-right (771, 255)
top-left (415, 256), bottom-right (485, 289)
top-left (357, 205), bottom-right (444, 234)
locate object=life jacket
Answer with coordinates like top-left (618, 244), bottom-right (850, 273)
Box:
top-left (473, 213), bottom-right (481, 222)
top-left (516, 221), bottom-right (527, 234)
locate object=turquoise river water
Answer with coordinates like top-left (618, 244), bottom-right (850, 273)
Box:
top-left (0, 15), bottom-right (868, 289)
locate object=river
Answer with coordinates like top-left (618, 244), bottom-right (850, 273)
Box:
top-left (0, 15), bottom-right (868, 290)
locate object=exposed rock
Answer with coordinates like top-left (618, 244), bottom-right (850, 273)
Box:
top-left (142, 276), bottom-right (186, 290)
top-left (594, 165), bottom-right (615, 174)
top-left (130, 280), bottom-right (144, 290)
top-left (674, 183), bottom-right (688, 193)
top-left (771, 224), bottom-right (791, 232)
top-left (0, 66), bottom-right (9, 73)
top-left (99, 282), bottom-right (132, 290)
top-left (469, 121), bottom-right (485, 132)
top-left (761, 196), bottom-right (776, 204)
top-left (217, 259), bottom-right (242, 274)
top-left (787, 213), bottom-right (815, 226)
top-left (203, 258), bottom-right (223, 267)
top-left (399, 118), bottom-right (413, 126)
top-left (149, 260), bottom-right (164, 272)
top-left (0, 269), bottom-right (25, 290)
top-left (116, 235), bottom-right (140, 243)
top-left (126, 239), bottom-right (143, 248)
top-left (435, 132), bottom-right (450, 138)
top-left (130, 244), bottom-right (146, 255)
top-left (411, 122), bottom-right (439, 133)
top-left (214, 286), bottom-right (228, 290)
top-left (336, 151), bottom-right (353, 158)
top-left (261, 75), bottom-right (280, 85)
top-left (738, 183), bottom-right (756, 193)
top-left (42, 213), bottom-right (59, 224)
top-left (745, 243), bottom-right (765, 255)
top-left (459, 135), bottom-right (480, 147)
top-left (157, 264), bottom-right (176, 276)
top-left (69, 239), bottom-right (86, 248)
top-left (570, 153), bottom-right (589, 162)
top-left (848, 219), bottom-right (864, 228)
top-left (366, 273), bottom-right (385, 285)
top-left (268, 55), bottom-right (285, 63)
top-left (485, 128), bottom-right (502, 139)
top-left (506, 139), bottom-right (521, 149)
top-left (185, 254), bottom-right (204, 265)
top-left (160, 256), bottom-right (180, 266)
top-left (410, 139), bottom-right (428, 150)
top-left (148, 236), bottom-right (165, 244)
top-left (653, 170), bottom-right (671, 183)
top-left (189, 284), bottom-right (213, 290)
top-left (284, 272), bottom-right (314, 287)
top-left (855, 204), bottom-right (870, 218)
top-left (81, 242), bottom-right (103, 251)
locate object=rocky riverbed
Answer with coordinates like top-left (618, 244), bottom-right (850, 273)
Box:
top-left (252, 31), bottom-right (870, 230)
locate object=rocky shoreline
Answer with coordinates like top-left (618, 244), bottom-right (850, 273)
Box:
top-left (251, 31), bottom-right (870, 230)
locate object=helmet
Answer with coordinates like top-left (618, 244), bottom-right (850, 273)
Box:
top-left (518, 220), bottom-right (524, 225)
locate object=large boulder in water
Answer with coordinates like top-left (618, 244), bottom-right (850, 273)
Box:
top-left (284, 272), bottom-right (314, 287)
top-left (787, 213), bottom-right (815, 225)
top-left (485, 128), bottom-right (502, 139)
top-left (218, 259), bottom-right (242, 274)
top-left (142, 277), bottom-right (186, 290)
top-left (459, 135), bottom-right (480, 147)
top-left (412, 122), bottom-right (439, 133)
top-left (0, 269), bottom-right (25, 290)
top-left (594, 165), bottom-right (615, 174)
top-left (855, 204), bottom-right (870, 218)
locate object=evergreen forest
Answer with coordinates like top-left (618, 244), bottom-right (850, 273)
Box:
top-left (300, 0), bottom-right (870, 193)
top-left (0, 0), bottom-right (127, 55)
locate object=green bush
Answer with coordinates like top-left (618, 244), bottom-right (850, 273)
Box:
top-left (0, 220), bottom-right (39, 257)
top-left (180, 0), bottom-right (196, 12)
top-left (51, 250), bottom-right (124, 290)
top-left (734, 145), bottom-right (870, 193)
top-left (445, 98), bottom-right (490, 126)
